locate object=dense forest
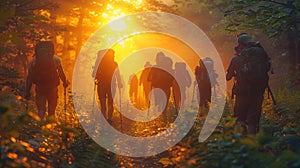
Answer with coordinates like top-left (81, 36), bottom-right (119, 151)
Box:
top-left (1, 0), bottom-right (300, 167)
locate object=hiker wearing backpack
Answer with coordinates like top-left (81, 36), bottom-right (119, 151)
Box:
top-left (95, 49), bottom-right (123, 123)
top-left (227, 33), bottom-right (271, 135)
top-left (227, 46), bottom-right (242, 118)
top-left (25, 41), bottom-right (69, 120)
top-left (128, 73), bottom-right (138, 105)
top-left (195, 58), bottom-right (211, 108)
top-left (148, 52), bottom-right (174, 114)
top-left (203, 57), bottom-right (219, 95)
top-left (173, 62), bottom-right (192, 109)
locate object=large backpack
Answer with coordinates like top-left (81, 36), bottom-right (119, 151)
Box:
top-left (32, 41), bottom-right (59, 90)
top-left (175, 62), bottom-right (191, 88)
top-left (94, 49), bottom-right (117, 86)
top-left (195, 60), bottom-right (210, 85)
top-left (237, 43), bottom-right (270, 91)
top-left (202, 57), bottom-right (218, 87)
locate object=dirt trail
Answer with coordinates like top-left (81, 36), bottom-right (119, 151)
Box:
top-left (107, 106), bottom-right (204, 168)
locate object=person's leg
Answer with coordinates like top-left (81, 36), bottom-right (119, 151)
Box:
top-left (164, 87), bottom-right (171, 121)
top-left (97, 85), bottom-right (107, 119)
top-left (233, 97), bottom-right (238, 117)
top-left (235, 93), bottom-right (248, 134)
top-left (206, 84), bottom-right (212, 107)
top-left (107, 91), bottom-right (114, 122)
top-left (47, 87), bottom-right (58, 117)
top-left (247, 94), bottom-right (264, 135)
top-left (198, 85), bottom-right (205, 107)
top-left (144, 84), bottom-right (151, 108)
top-left (234, 95), bottom-right (240, 117)
top-left (35, 88), bottom-right (47, 120)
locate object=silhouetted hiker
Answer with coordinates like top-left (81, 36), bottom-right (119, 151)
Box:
top-left (173, 62), bottom-right (191, 109)
top-left (95, 49), bottom-right (123, 123)
top-left (227, 46), bottom-right (242, 118)
top-left (25, 41), bottom-right (69, 120)
top-left (128, 73), bottom-right (138, 105)
top-left (139, 61), bottom-right (152, 108)
top-left (203, 57), bottom-right (218, 94)
top-left (148, 52), bottom-right (174, 113)
top-left (195, 59), bottom-right (211, 108)
top-left (227, 33), bottom-right (271, 135)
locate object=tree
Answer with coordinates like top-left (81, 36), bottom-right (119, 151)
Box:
top-left (0, 0), bottom-right (57, 90)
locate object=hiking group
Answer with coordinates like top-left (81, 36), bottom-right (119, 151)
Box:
top-left (25, 33), bottom-right (272, 136)
top-left (93, 50), bottom-right (219, 123)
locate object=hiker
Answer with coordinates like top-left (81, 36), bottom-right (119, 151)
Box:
top-left (128, 73), bottom-right (138, 105)
top-left (203, 57), bottom-right (218, 94)
top-left (139, 61), bottom-right (152, 108)
top-left (95, 49), bottom-right (123, 123)
top-left (195, 58), bottom-right (211, 108)
top-left (227, 46), bottom-right (242, 117)
top-left (173, 62), bottom-right (192, 109)
top-left (25, 41), bottom-right (69, 120)
top-left (148, 52), bottom-right (174, 113)
top-left (226, 33), bottom-right (271, 135)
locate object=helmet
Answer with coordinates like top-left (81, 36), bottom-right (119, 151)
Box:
top-left (238, 34), bottom-right (254, 45)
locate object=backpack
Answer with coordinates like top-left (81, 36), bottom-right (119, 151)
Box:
top-left (32, 41), bottom-right (59, 90)
top-left (202, 57), bottom-right (218, 87)
top-left (195, 60), bottom-right (210, 84)
top-left (175, 62), bottom-right (191, 88)
top-left (237, 43), bottom-right (270, 90)
top-left (94, 49), bottom-right (117, 86)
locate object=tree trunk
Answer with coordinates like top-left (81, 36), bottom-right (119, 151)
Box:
top-left (62, 16), bottom-right (71, 60)
top-left (75, 7), bottom-right (85, 59)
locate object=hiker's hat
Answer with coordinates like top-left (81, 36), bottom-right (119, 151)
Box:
top-left (144, 61), bottom-right (151, 68)
top-left (238, 34), bottom-right (255, 45)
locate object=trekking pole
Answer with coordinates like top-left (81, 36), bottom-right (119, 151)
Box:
top-left (147, 86), bottom-right (153, 121)
top-left (172, 88), bottom-right (178, 122)
top-left (119, 87), bottom-right (123, 132)
top-left (64, 86), bottom-right (67, 123)
top-left (92, 80), bottom-right (96, 116)
top-left (267, 85), bottom-right (277, 105)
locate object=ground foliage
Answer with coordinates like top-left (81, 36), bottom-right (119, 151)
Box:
top-left (1, 78), bottom-right (300, 167)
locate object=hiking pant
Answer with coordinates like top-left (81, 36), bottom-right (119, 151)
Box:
top-left (35, 87), bottom-right (58, 119)
top-left (235, 92), bottom-right (264, 135)
top-left (197, 83), bottom-right (211, 108)
top-left (142, 83), bottom-right (151, 108)
top-left (97, 84), bottom-right (114, 121)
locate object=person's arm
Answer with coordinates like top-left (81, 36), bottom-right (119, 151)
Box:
top-left (55, 56), bottom-right (69, 87)
top-left (25, 60), bottom-right (34, 99)
top-left (226, 57), bottom-right (237, 81)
